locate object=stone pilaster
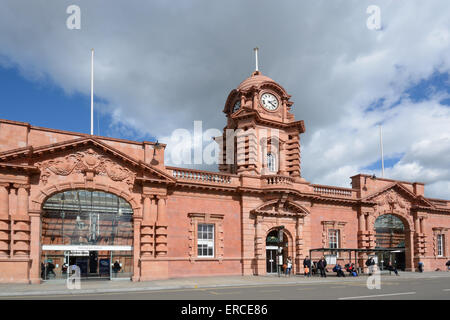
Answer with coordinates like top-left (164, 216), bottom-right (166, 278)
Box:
top-left (132, 217), bottom-right (142, 281)
top-left (28, 211), bottom-right (41, 284)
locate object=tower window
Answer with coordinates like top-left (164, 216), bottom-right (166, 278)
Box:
top-left (267, 152), bottom-right (277, 173)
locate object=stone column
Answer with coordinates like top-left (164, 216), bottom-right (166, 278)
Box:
top-left (132, 217), bottom-right (142, 282)
top-left (28, 211), bottom-right (41, 284)
top-left (149, 197), bottom-right (157, 222)
top-left (142, 195), bottom-right (151, 224)
top-left (278, 143), bottom-right (287, 176)
top-left (358, 212), bottom-right (366, 232)
top-left (155, 196), bottom-right (167, 257)
top-left (156, 196), bottom-right (167, 225)
top-left (414, 215), bottom-right (420, 233)
top-left (13, 184), bottom-right (30, 257)
top-left (15, 184), bottom-right (29, 216)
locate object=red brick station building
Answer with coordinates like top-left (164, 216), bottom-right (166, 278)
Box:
top-left (0, 70), bottom-right (449, 284)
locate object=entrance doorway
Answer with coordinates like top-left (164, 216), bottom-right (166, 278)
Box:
top-left (265, 229), bottom-right (289, 274)
top-left (374, 214), bottom-right (406, 271)
top-left (41, 246), bottom-right (133, 280)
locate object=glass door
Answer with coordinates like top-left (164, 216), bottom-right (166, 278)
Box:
top-left (266, 247), bottom-right (277, 274)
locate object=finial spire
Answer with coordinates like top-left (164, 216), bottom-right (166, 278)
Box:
top-left (253, 47), bottom-right (259, 72)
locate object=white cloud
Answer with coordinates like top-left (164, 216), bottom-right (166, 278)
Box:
top-left (0, 1), bottom-right (449, 199)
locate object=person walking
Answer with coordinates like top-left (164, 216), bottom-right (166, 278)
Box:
top-left (317, 256), bottom-right (327, 278)
top-left (285, 257), bottom-right (293, 277)
top-left (418, 261), bottom-right (424, 273)
top-left (386, 261), bottom-right (399, 276)
top-left (446, 260), bottom-right (450, 272)
top-left (303, 256), bottom-right (311, 277)
top-left (112, 260), bottom-right (121, 277)
top-left (366, 257), bottom-right (376, 275)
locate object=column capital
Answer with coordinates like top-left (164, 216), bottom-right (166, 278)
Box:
top-left (156, 195), bottom-right (167, 200)
top-left (0, 182), bottom-right (10, 188)
top-left (141, 194), bottom-right (154, 199)
top-left (28, 210), bottom-right (41, 217)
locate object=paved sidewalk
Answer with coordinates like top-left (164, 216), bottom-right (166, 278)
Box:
top-left (0, 271), bottom-right (449, 297)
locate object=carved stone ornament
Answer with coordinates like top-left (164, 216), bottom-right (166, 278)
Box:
top-left (374, 189), bottom-right (410, 214)
top-left (36, 148), bottom-right (136, 189)
top-left (251, 199), bottom-right (308, 217)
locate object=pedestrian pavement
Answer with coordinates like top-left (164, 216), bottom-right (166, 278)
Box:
top-left (0, 271), bottom-right (449, 297)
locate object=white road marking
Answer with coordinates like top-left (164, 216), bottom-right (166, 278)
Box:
top-left (443, 289), bottom-right (450, 291)
top-left (338, 292), bottom-right (416, 300)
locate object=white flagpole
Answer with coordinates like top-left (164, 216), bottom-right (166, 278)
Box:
top-left (380, 124), bottom-right (385, 177)
top-left (90, 48), bottom-right (94, 135)
top-left (253, 47), bottom-right (259, 71)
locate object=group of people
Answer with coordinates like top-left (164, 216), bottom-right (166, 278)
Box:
top-left (40, 260), bottom-right (122, 279)
top-left (300, 255), bottom-right (401, 278)
top-left (302, 256), bottom-right (329, 277)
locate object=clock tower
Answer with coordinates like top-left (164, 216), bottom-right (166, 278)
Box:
top-left (218, 65), bottom-right (306, 180)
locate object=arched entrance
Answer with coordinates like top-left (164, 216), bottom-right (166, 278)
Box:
top-left (374, 214), bottom-right (406, 270)
top-left (40, 190), bottom-right (134, 280)
top-left (265, 228), bottom-right (289, 274)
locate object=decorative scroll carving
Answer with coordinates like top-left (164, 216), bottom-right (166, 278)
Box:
top-left (36, 148), bottom-right (135, 189)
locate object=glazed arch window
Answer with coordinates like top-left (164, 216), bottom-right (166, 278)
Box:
top-left (267, 152), bottom-right (277, 173)
top-left (197, 223), bottom-right (214, 257)
top-left (437, 234), bottom-right (444, 257)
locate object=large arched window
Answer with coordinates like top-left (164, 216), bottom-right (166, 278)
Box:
top-left (42, 190), bottom-right (133, 247)
top-left (374, 214), bottom-right (405, 248)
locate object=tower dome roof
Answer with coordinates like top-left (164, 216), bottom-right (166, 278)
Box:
top-left (237, 71), bottom-right (277, 91)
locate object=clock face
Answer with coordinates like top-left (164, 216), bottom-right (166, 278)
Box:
top-left (232, 100), bottom-right (241, 113)
top-left (261, 93), bottom-right (279, 111)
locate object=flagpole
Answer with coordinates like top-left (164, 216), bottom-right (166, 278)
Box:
top-left (380, 124), bottom-right (385, 177)
top-left (90, 48), bottom-right (94, 135)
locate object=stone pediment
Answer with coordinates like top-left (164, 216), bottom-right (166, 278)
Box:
top-left (251, 198), bottom-right (309, 217)
top-left (362, 182), bottom-right (434, 214)
top-left (0, 137), bottom-right (175, 186)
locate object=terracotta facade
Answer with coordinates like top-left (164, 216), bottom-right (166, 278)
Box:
top-left (0, 71), bottom-right (449, 284)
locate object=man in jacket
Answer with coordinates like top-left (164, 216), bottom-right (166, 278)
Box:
top-left (303, 256), bottom-right (312, 277)
top-left (366, 257), bottom-right (376, 275)
top-left (317, 257), bottom-right (327, 278)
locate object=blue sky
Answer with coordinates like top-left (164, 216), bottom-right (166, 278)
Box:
top-left (0, 65), bottom-right (155, 142)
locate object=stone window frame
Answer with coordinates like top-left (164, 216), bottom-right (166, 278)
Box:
top-left (432, 228), bottom-right (448, 258)
top-left (322, 221), bottom-right (347, 257)
top-left (188, 213), bottom-right (224, 262)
